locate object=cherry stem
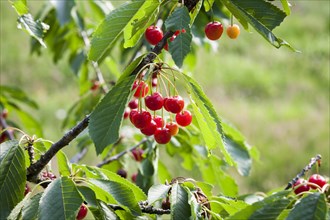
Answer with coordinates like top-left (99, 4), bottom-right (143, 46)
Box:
top-left (284, 154), bottom-right (322, 190)
top-left (230, 14), bottom-right (234, 26)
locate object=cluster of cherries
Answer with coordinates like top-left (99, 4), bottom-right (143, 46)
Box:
top-left (292, 174), bottom-right (327, 194)
top-left (204, 21), bottom-right (240, 41)
top-left (124, 72), bottom-right (192, 145)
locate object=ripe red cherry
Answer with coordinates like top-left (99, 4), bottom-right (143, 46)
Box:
top-left (116, 169), bottom-right (127, 178)
top-left (132, 81), bottom-right (149, 98)
top-left (123, 108), bottom-right (130, 119)
top-left (293, 178), bottom-right (310, 194)
top-left (145, 92), bottom-right (164, 111)
top-left (152, 78), bottom-right (157, 87)
top-left (166, 122), bottom-right (179, 136)
top-left (90, 80), bottom-right (100, 91)
top-left (153, 116), bottom-right (164, 128)
top-left (128, 99), bottom-right (138, 109)
top-left (129, 109), bottom-right (139, 123)
top-left (132, 110), bottom-right (152, 129)
top-left (131, 173), bottom-right (138, 182)
top-left (205, 21), bottom-right (223, 40)
top-left (164, 96), bottom-right (185, 113)
top-left (131, 148), bottom-right (144, 162)
top-left (176, 110), bottom-right (192, 127)
top-left (165, 30), bottom-right (181, 50)
top-left (141, 120), bottom-right (157, 136)
top-left (145, 26), bottom-right (163, 45)
top-left (24, 184), bottom-right (30, 196)
top-left (76, 204), bottom-right (88, 220)
top-left (154, 128), bottom-right (171, 144)
top-left (308, 174), bottom-right (327, 189)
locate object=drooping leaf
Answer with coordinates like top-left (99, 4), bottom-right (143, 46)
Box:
top-left (88, 179), bottom-right (142, 216)
top-left (89, 56), bottom-right (143, 154)
top-left (165, 7), bottom-right (192, 67)
top-left (17, 14), bottom-right (49, 48)
top-left (220, 0), bottom-right (296, 51)
top-left (123, 0), bottom-right (160, 48)
top-left (147, 184), bottom-right (171, 205)
top-left (183, 74), bottom-right (233, 165)
top-left (10, 0), bottom-right (28, 15)
top-left (171, 182), bottom-right (191, 220)
top-left (50, 0), bottom-right (75, 25)
top-left (0, 140), bottom-right (26, 219)
top-left (89, 0), bottom-right (146, 61)
top-left (286, 193), bottom-right (327, 220)
top-left (56, 150), bottom-right (71, 176)
top-left (189, 0), bottom-right (203, 25)
top-left (38, 177), bottom-right (83, 220)
top-left (22, 193), bottom-right (43, 220)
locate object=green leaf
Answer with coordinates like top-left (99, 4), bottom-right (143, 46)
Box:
top-left (203, 0), bottom-right (215, 12)
top-left (50, 0), bottom-right (75, 25)
top-left (38, 177), bottom-right (83, 220)
top-left (165, 7), bottom-right (192, 67)
top-left (123, 0), bottom-right (160, 48)
top-left (88, 179), bottom-right (142, 216)
top-left (10, 0), bottom-right (28, 15)
top-left (183, 74), bottom-right (233, 165)
top-left (96, 200), bottom-right (119, 220)
top-left (88, 0), bottom-right (145, 61)
top-left (220, 0), bottom-right (296, 51)
top-left (0, 85), bottom-right (38, 109)
top-left (56, 150), bottom-right (71, 176)
top-left (0, 140), bottom-right (26, 219)
top-left (171, 182), bottom-right (191, 220)
top-left (249, 198), bottom-right (290, 220)
top-left (16, 109), bottom-right (43, 137)
top-left (89, 57), bottom-right (143, 154)
top-left (190, 0), bottom-right (203, 25)
top-left (17, 14), bottom-right (49, 48)
top-left (158, 160), bottom-right (172, 184)
top-left (287, 193), bottom-right (327, 220)
top-left (22, 193), bottom-right (43, 220)
top-left (147, 184), bottom-right (171, 205)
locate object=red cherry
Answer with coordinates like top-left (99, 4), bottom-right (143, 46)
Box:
top-left (129, 109), bottom-right (139, 123)
top-left (166, 122), bottom-right (179, 136)
top-left (164, 96), bottom-right (184, 113)
top-left (205, 21), bottom-right (223, 40)
top-left (128, 99), bottom-right (138, 109)
top-left (132, 110), bottom-right (152, 129)
top-left (24, 184), bottom-right (30, 196)
top-left (1, 109), bottom-right (8, 119)
top-left (154, 128), bottom-right (171, 144)
top-left (76, 204), bottom-right (88, 220)
top-left (131, 148), bottom-right (144, 162)
top-left (90, 80), bottom-right (100, 91)
top-left (131, 173), bottom-right (138, 182)
top-left (116, 169), bottom-right (127, 178)
top-left (132, 81), bottom-right (149, 98)
top-left (141, 120), bottom-right (157, 136)
top-left (308, 174), bottom-right (327, 189)
top-left (145, 92), bottom-right (164, 111)
top-left (293, 178), bottom-right (310, 194)
top-left (152, 78), bottom-right (157, 87)
top-left (153, 116), bottom-right (164, 128)
top-left (176, 110), bottom-right (192, 127)
top-left (165, 30), bottom-right (180, 50)
top-left (123, 108), bottom-right (130, 119)
top-left (162, 197), bottom-right (171, 210)
top-left (145, 26), bottom-right (163, 45)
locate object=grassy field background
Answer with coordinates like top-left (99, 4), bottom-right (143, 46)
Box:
top-left (1, 1), bottom-right (329, 194)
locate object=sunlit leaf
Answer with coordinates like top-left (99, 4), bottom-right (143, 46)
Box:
top-left (171, 182), bottom-right (191, 220)
top-left (147, 184), bottom-right (171, 205)
top-left (10, 0), bottom-right (28, 15)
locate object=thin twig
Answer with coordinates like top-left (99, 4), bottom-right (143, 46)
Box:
top-left (70, 147), bottom-right (88, 164)
top-left (26, 143), bottom-right (35, 165)
top-left (285, 154), bottom-right (322, 190)
top-left (0, 116), bottom-right (15, 140)
top-left (107, 202), bottom-right (171, 215)
top-left (96, 138), bottom-right (147, 167)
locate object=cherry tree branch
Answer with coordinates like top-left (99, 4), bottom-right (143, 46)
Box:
top-left (107, 202), bottom-right (170, 215)
top-left (0, 116), bottom-right (15, 140)
top-left (285, 154), bottom-right (322, 190)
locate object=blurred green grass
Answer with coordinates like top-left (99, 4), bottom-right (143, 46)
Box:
top-left (1, 2), bottom-right (329, 193)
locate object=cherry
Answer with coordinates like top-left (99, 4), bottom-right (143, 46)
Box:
top-left (166, 122), bottom-right (179, 136)
top-left (41, 171), bottom-right (56, 181)
top-left (152, 78), bottom-right (157, 87)
top-left (1, 109), bottom-right (8, 119)
top-left (165, 30), bottom-right (181, 50)
top-left (128, 99), bottom-right (138, 109)
top-left (90, 80), bottom-right (100, 91)
top-left (162, 197), bottom-right (171, 210)
top-left (176, 110), bottom-right (192, 127)
top-left (205, 21), bottom-right (223, 40)
top-left (132, 81), bottom-right (149, 98)
top-left (123, 108), bottom-right (130, 119)
top-left (131, 173), bottom-right (138, 183)
top-left (141, 120), bottom-right (157, 136)
top-left (154, 128), bottom-right (171, 144)
top-left (24, 184), bottom-right (30, 196)
top-left (164, 96), bottom-right (185, 114)
top-left (145, 26), bottom-right (163, 45)
top-left (129, 109), bottom-right (139, 123)
top-left (293, 178), bottom-right (310, 194)
top-left (131, 110), bottom-right (152, 129)
top-left (226, 24), bottom-right (240, 39)
top-left (308, 174), bottom-right (327, 189)
top-left (76, 204), bottom-right (88, 220)
top-left (131, 148), bottom-right (144, 162)
top-left (153, 116), bottom-right (164, 128)
top-left (116, 169), bottom-right (127, 178)
top-left (145, 92), bottom-right (164, 111)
